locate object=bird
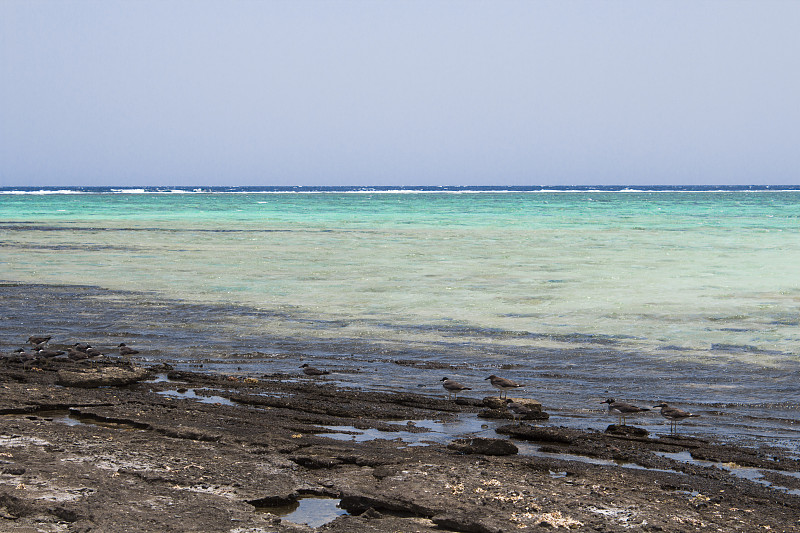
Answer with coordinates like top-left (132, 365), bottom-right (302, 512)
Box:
top-left (485, 375), bottom-right (524, 399)
top-left (300, 363), bottom-right (329, 376)
top-left (85, 347), bottom-right (104, 357)
top-left (601, 398), bottom-right (650, 426)
top-left (8, 349), bottom-right (34, 365)
top-left (34, 348), bottom-right (64, 358)
top-left (505, 398), bottom-right (536, 425)
top-left (28, 335), bottom-right (51, 346)
top-left (73, 343), bottom-right (91, 353)
top-left (118, 343), bottom-right (139, 356)
top-left (653, 402), bottom-right (700, 435)
top-left (67, 348), bottom-right (89, 361)
top-left (440, 377), bottom-right (471, 400)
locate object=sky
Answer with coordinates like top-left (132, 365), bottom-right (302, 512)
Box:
top-left (1, 1), bottom-right (799, 187)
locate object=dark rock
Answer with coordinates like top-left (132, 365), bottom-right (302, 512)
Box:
top-left (433, 513), bottom-right (502, 533)
top-left (247, 494), bottom-right (297, 507)
top-left (495, 425), bottom-right (576, 443)
top-left (339, 493), bottom-right (432, 516)
top-left (482, 397), bottom-right (542, 412)
top-left (56, 367), bottom-right (150, 388)
top-left (477, 408), bottom-right (514, 420)
top-left (1, 352), bottom-right (798, 532)
top-left (372, 465), bottom-right (398, 479)
top-left (52, 506), bottom-right (82, 522)
top-left (454, 397), bottom-right (483, 407)
top-left (605, 424), bottom-right (649, 437)
top-left (290, 455), bottom-right (343, 469)
top-left (483, 397), bottom-right (508, 409)
top-left (478, 398), bottom-right (549, 421)
top-left (359, 508), bottom-right (383, 519)
top-left (0, 493), bottom-right (35, 518)
top-left (157, 426), bottom-right (220, 442)
top-left (447, 437), bottom-right (518, 456)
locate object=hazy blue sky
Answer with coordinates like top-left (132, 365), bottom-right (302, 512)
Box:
top-left (2, 1), bottom-right (798, 186)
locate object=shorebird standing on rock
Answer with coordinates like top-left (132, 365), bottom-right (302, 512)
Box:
top-left (34, 348), bottom-right (64, 358)
top-left (73, 343), bottom-right (91, 353)
top-left (300, 363), bottom-right (329, 376)
top-left (85, 346), bottom-right (104, 357)
top-left (601, 398), bottom-right (650, 426)
top-left (118, 343), bottom-right (140, 367)
top-left (11, 348), bottom-right (36, 369)
top-left (440, 377), bottom-right (471, 400)
top-left (28, 335), bottom-right (51, 346)
top-left (653, 402), bottom-right (700, 435)
top-left (67, 347), bottom-right (89, 361)
top-left (485, 375), bottom-right (524, 399)
top-left (118, 343), bottom-right (139, 356)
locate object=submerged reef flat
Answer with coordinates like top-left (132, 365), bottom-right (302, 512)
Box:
top-left (0, 355), bottom-right (798, 532)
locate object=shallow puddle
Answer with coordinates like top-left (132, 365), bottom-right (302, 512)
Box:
top-left (319, 414), bottom-right (686, 477)
top-left (320, 414), bottom-right (499, 446)
top-left (156, 388), bottom-right (236, 406)
top-left (654, 450), bottom-right (800, 495)
top-left (255, 496), bottom-right (347, 527)
top-left (23, 410), bottom-right (148, 431)
top-left (144, 373), bottom-right (172, 383)
top-left (516, 443), bottom-right (683, 475)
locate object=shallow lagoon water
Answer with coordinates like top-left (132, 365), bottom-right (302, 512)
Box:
top-left (654, 450), bottom-right (800, 496)
top-left (254, 496), bottom-right (348, 527)
top-left (2, 187), bottom-right (799, 451)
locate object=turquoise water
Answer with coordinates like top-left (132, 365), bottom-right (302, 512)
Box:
top-left (3, 189), bottom-right (799, 356)
top-left (2, 187), bottom-right (800, 447)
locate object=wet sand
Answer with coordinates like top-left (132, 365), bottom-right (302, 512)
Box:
top-left (1, 352), bottom-right (798, 532)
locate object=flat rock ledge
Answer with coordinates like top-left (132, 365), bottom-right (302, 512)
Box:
top-left (56, 367), bottom-right (150, 388)
top-left (1, 358), bottom-right (799, 532)
top-left (447, 437), bottom-right (519, 456)
top-left (478, 396), bottom-right (550, 421)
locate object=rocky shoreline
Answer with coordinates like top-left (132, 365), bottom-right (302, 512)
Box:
top-left (1, 353), bottom-right (799, 532)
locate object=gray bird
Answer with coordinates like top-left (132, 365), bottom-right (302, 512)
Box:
top-left (9, 349), bottom-right (34, 365)
top-left (485, 375), bottom-right (524, 399)
top-left (300, 363), bottom-right (329, 376)
top-left (28, 335), bottom-right (51, 346)
top-left (601, 398), bottom-right (650, 426)
top-left (118, 343), bottom-right (139, 356)
top-left (34, 348), bottom-right (64, 358)
top-left (67, 348), bottom-right (89, 361)
top-left (653, 402), bottom-right (700, 434)
top-left (440, 377), bottom-right (471, 400)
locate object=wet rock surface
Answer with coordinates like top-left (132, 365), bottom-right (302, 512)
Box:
top-left (0, 357), bottom-right (798, 532)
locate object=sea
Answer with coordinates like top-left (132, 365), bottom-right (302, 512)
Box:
top-left (1, 185), bottom-right (799, 450)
